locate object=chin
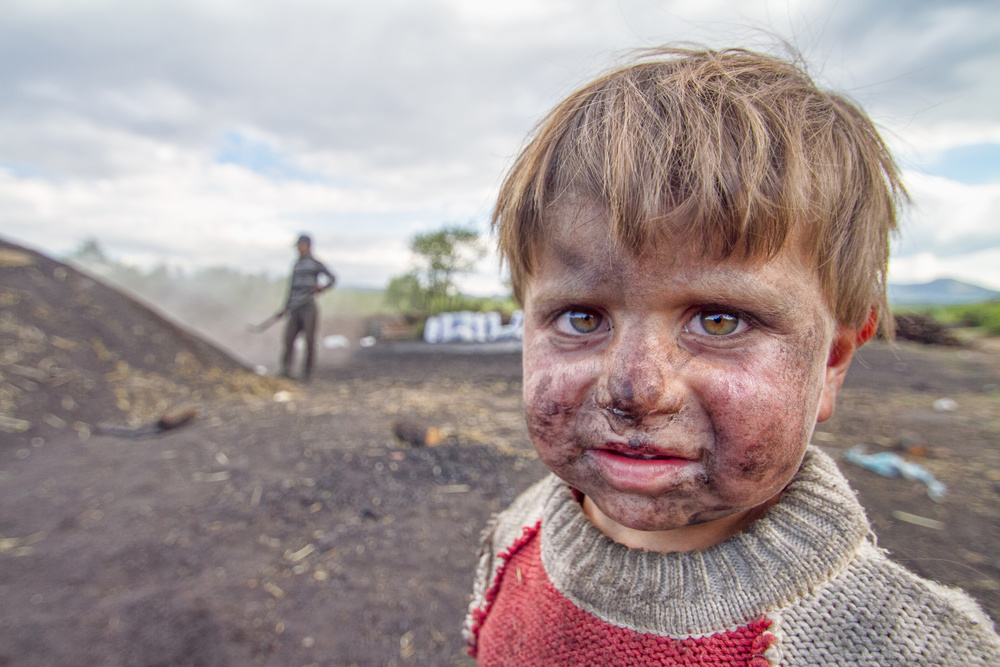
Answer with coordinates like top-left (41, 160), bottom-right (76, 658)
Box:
top-left (593, 494), bottom-right (699, 531)
top-left (602, 490), bottom-right (760, 533)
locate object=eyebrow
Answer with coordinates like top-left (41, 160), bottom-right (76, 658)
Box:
top-left (708, 292), bottom-right (796, 324)
top-left (547, 240), bottom-right (625, 295)
top-left (552, 246), bottom-right (806, 320)
top-left (681, 273), bottom-right (804, 323)
top-left (550, 241), bottom-right (593, 274)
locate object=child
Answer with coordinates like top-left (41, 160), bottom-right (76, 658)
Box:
top-left (465, 48), bottom-right (1000, 665)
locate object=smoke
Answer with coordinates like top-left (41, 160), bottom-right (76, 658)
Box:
top-left (65, 248), bottom-right (381, 372)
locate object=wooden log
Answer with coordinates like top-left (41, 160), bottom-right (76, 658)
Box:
top-left (157, 402), bottom-right (199, 431)
top-left (392, 419), bottom-right (443, 447)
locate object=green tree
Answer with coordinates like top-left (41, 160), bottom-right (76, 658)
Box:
top-left (387, 225), bottom-right (485, 313)
top-left (384, 272), bottom-right (425, 312)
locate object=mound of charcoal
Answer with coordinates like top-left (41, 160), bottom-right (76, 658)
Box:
top-left (0, 238), bottom-right (283, 448)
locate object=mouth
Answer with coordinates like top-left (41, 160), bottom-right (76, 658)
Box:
top-left (597, 441), bottom-right (695, 460)
top-left (587, 443), bottom-right (698, 493)
top-left (603, 450), bottom-right (682, 461)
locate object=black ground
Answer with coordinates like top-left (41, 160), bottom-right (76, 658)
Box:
top-left (2, 239), bottom-right (999, 665)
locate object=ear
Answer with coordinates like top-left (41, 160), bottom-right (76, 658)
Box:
top-left (816, 308), bottom-right (877, 422)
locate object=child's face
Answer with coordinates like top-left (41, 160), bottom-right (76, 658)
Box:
top-left (521, 204), bottom-right (859, 541)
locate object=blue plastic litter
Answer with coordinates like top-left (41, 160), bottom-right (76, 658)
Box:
top-left (844, 445), bottom-right (947, 502)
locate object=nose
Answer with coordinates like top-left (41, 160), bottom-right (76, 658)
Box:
top-left (596, 323), bottom-right (685, 422)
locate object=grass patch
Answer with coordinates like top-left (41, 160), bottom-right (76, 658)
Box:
top-left (317, 288), bottom-right (395, 316)
top-left (908, 301), bottom-right (1000, 335)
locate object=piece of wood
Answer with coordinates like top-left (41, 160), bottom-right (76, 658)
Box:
top-left (157, 402), bottom-right (199, 431)
top-left (392, 419), bottom-right (443, 447)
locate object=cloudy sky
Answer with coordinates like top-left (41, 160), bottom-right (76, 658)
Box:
top-left (2, 0), bottom-right (999, 294)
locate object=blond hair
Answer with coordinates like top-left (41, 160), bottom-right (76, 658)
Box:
top-left (494, 47), bottom-right (905, 334)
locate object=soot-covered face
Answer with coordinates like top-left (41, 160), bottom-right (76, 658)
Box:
top-left (520, 205), bottom-right (860, 549)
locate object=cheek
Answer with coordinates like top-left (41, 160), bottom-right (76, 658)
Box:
top-left (709, 412), bottom-right (803, 488)
top-left (524, 373), bottom-right (563, 445)
top-left (702, 341), bottom-right (824, 487)
top-left (522, 357), bottom-right (599, 465)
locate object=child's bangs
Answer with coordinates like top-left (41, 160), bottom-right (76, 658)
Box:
top-left (543, 78), bottom-right (803, 265)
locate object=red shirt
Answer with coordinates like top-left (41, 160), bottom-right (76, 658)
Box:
top-left (472, 522), bottom-right (775, 666)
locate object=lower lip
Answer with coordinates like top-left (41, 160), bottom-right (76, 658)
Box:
top-left (588, 449), bottom-right (696, 492)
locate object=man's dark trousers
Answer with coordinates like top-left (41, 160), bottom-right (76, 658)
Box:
top-left (280, 300), bottom-right (318, 380)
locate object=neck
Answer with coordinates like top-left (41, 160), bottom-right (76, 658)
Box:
top-left (581, 494), bottom-right (780, 553)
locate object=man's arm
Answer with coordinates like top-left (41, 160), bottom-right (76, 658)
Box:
top-left (315, 262), bottom-right (336, 293)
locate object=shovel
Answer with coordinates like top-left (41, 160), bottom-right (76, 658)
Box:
top-left (247, 308), bottom-right (289, 333)
top-left (246, 289), bottom-right (329, 333)
top-left (247, 294), bottom-right (305, 333)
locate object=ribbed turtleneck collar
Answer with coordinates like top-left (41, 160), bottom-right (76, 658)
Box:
top-left (538, 447), bottom-right (872, 637)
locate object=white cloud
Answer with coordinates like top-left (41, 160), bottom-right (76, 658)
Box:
top-left (1, 0), bottom-right (999, 296)
top-left (888, 171), bottom-right (1000, 290)
top-left (890, 249), bottom-right (1000, 291)
top-left (895, 172), bottom-right (1000, 256)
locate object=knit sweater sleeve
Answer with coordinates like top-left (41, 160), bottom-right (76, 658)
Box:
top-left (463, 474), bottom-right (555, 652)
top-left (780, 541), bottom-right (1000, 665)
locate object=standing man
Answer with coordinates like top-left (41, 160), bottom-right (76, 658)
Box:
top-left (280, 234), bottom-right (335, 381)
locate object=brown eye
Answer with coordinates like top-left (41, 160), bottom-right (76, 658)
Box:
top-left (700, 312), bottom-right (739, 336)
top-left (559, 310), bottom-right (604, 335)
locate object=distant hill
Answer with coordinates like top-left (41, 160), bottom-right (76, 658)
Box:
top-left (888, 278), bottom-right (1000, 305)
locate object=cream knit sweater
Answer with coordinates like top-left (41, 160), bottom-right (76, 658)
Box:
top-left (466, 447), bottom-right (1000, 665)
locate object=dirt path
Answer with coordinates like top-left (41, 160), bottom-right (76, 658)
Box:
top-left (0, 347), bottom-right (544, 665)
